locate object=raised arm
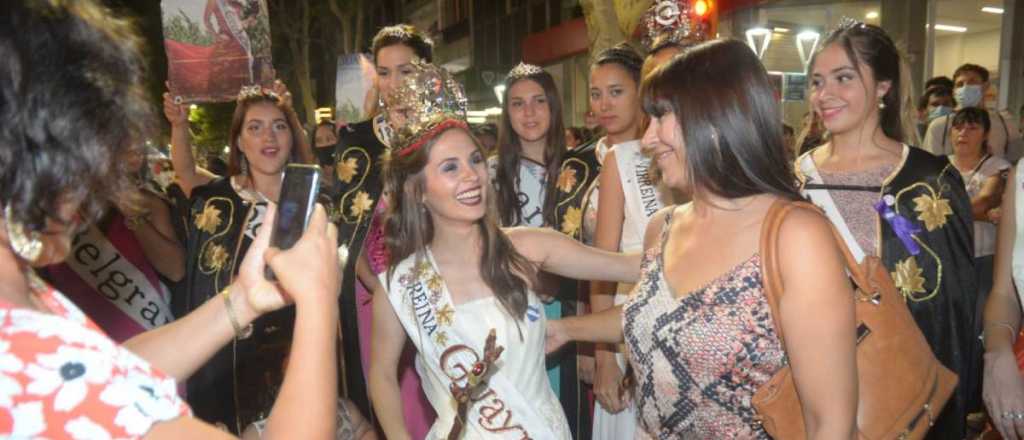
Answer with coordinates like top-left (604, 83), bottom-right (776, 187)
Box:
top-left (972, 173), bottom-right (1007, 221)
top-left (983, 166), bottom-right (1024, 440)
top-left (507, 226), bottom-right (640, 284)
top-left (143, 204), bottom-right (341, 439)
top-left (776, 207), bottom-right (857, 439)
top-left (163, 91), bottom-right (215, 197)
top-left (123, 191), bottom-right (186, 281)
top-left (367, 283), bottom-right (413, 440)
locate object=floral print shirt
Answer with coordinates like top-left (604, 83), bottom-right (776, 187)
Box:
top-left (0, 273), bottom-right (189, 439)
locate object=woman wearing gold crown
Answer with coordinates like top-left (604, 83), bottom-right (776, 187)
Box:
top-left (367, 62), bottom-right (642, 440)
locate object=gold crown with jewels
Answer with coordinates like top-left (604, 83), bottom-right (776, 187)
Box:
top-left (385, 61), bottom-right (469, 157)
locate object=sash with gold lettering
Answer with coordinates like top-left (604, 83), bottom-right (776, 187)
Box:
top-left (41, 213), bottom-right (173, 343)
top-left (385, 252), bottom-right (565, 439)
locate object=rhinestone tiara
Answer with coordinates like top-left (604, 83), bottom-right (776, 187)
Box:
top-left (384, 61), bottom-right (469, 157)
top-left (237, 84), bottom-right (278, 102)
top-left (376, 25), bottom-right (413, 40)
top-left (642, 0), bottom-right (707, 51)
top-left (507, 62), bottom-right (544, 81)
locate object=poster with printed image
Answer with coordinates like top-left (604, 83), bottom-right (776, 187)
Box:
top-left (334, 54), bottom-right (377, 126)
top-left (161, 0), bottom-right (274, 102)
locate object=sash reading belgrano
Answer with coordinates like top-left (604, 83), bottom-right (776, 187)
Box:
top-left (65, 225), bottom-right (174, 330)
top-left (384, 251), bottom-right (559, 439)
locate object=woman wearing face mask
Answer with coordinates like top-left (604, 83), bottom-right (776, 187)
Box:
top-left (916, 86), bottom-right (955, 138)
top-left (924, 64), bottom-right (1022, 160)
top-left (333, 24), bottom-right (438, 437)
top-left (949, 108), bottom-right (1011, 332)
top-left (547, 38), bottom-right (858, 439)
top-left (797, 21), bottom-right (977, 438)
top-left (367, 63), bottom-right (640, 440)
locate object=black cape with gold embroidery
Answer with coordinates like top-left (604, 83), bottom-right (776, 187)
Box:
top-left (553, 139), bottom-right (602, 439)
top-left (178, 177), bottom-right (296, 433)
top-left (879, 149), bottom-right (978, 440)
top-left (802, 147), bottom-right (978, 439)
top-left (329, 119), bottom-right (388, 419)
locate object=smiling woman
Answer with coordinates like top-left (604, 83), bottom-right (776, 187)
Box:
top-left (368, 62), bottom-right (641, 440)
top-left (797, 20), bottom-right (978, 438)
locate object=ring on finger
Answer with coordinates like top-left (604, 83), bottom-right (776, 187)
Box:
top-left (1002, 410), bottom-right (1024, 420)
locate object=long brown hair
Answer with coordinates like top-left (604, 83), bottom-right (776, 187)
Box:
top-left (642, 39), bottom-right (800, 202)
top-left (809, 21), bottom-right (918, 146)
top-left (384, 126), bottom-right (533, 319)
top-left (495, 72), bottom-right (565, 226)
top-left (226, 93), bottom-right (310, 176)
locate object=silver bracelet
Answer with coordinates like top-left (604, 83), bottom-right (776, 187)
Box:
top-left (982, 321), bottom-right (1018, 348)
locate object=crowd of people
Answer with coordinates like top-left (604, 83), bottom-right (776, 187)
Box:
top-left (4, 0), bottom-right (1024, 439)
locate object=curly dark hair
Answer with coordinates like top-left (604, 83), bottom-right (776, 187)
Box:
top-left (0, 0), bottom-right (151, 233)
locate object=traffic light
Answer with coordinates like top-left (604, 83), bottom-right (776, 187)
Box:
top-left (692, 0), bottom-right (716, 38)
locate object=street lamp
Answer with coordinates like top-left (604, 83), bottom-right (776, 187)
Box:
top-left (745, 27), bottom-right (773, 59)
top-left (796, 30), bottom-right (821, 70)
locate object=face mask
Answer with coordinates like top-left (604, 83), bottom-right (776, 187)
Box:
top-left (928, 105), bottom-right (953, 121)
top-left (955, 85), bottom-right (984, 108)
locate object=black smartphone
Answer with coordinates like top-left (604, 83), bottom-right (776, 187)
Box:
top-left (265, 164), bottom-right (321, 281)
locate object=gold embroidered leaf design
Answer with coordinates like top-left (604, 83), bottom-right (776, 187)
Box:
top-left (194, 204), bottom-right (223, 234)
top-left (561, 206), bottom-right (582, 236)
top-left (349, 191), bottom-right (374, 218)
top-left (415, 261), bottom-right (432, 278)
top-left (892, 257), bottom-right (926, 297)
top-left (336, 157), bottom-right (359, 183)
top-left (434, 331), bottom-right (449, 346)
top-left (437, 304), bottom-right (455, 326)
top-left (912, 193), bottom-right (952, 231)
top-left (426, 274), bottom-right (443, 293)
top-left (204, 244), bottom-right (229, 272)
top-left (557, 168), bottom-right (578, 193)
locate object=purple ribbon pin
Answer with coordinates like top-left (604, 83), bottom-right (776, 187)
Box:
top-left (875, 196), bottom-right (921, 256)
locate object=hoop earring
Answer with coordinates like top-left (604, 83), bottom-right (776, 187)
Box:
top-left (4, 205), bottom-right (42, 263)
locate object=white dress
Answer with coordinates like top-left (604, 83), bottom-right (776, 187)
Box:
top-left (592, 140), bottom-right (671, 440)
top-left (417, 294), bottom-right (571, 439)
top-left (385, 252), bottom-right (571, 440)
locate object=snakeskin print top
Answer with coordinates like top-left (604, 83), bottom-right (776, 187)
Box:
top-left (623, 212), bottom-right (786, 439)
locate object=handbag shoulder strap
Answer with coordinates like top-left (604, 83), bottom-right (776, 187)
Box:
top-left (759, 199), bottom-right (874, 346)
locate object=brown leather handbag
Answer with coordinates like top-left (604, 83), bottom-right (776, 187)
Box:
top-left (750, 200), bottom-right (958, 439)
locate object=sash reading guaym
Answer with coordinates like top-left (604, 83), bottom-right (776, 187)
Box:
top-left (798, 153), bottom-right (869, 263)
top-left (64, 225), bottom-right (174, 333)
top-left (613, 141), bottom-right (669, 252)
top-left (385, 253), bottom-right (558, 439)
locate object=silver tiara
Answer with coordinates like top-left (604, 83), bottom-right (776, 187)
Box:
top-left (377, 25), bottom-right (413, 40)
top-left (507, 62), bottom-right (544, 81)
top-left (237, 84), bottom-right (278, 102)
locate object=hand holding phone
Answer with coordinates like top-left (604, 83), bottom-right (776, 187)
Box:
top-left (265, 164), bottom-right (321, 281)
